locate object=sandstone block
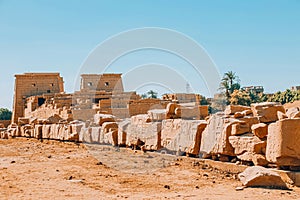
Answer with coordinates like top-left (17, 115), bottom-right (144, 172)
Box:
top-left (251, 123), bottom-right (268, 139)
top-left (147, 109), bottom-right (166, 121)
top-left (118, 119), bottom-right (131, 146)
top-left (231, 122), bottom-right (250, 136)
top-left (277, 111), bottom-right (288, 120)
top-left (126, 121), bottom-right (162, 150)
top-left (251, 102), bottom-right (285, 123)
top-left (200, 114), bottom-right (237, 157)
top-left (94, 114), bottom-right (115, 126)
top-left (238, 166), bottom-right (287, 189)
top-left (225, 105), bottom-right (251, 115)
top-left (266, 119), bottom-right (300, 167)
top-left (161, 119), bottom-right (207, 155)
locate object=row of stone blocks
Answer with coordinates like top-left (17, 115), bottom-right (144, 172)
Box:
top-left (2, 102), bottom-right (300, 168)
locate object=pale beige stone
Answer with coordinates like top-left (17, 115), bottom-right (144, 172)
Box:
top-left (238, 166), bottom-right (287, 189)
top-left (266, 119), bottom-right (300, 166)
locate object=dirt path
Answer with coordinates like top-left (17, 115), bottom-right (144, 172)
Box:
top-left (0, 138), bottom-right (299, 200)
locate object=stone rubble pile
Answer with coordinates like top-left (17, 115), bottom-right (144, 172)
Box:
top-left (1, 102), bottom-right (300, 170)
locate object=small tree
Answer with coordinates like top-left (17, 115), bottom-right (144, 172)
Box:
top-left (0, 108), bottom-right (12, 120)
top-left (220, 71), bottom-right (241, 104)
top-left (147, 90), bottom-right (158, 99)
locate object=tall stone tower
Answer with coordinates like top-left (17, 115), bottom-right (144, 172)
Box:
top-left (12, 73), bottom-right (64, 123)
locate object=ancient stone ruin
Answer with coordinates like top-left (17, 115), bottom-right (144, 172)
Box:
top-left (1, 72), bottom-right (300, 185)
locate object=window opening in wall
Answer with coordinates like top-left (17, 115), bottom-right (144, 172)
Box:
top-left (47, 90), bottom-right (51, 93)
top-left (105, 82), bottom-right (109, 86)
top-left (32, 83), bottom-right (36, 87)
top-left (38, 98), bottom-right (45, 106)
top-left (88, 82), bottom-right (93, 86)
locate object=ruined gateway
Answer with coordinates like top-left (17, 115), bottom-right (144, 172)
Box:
top-left (1, 72), bottom-right (300, 175)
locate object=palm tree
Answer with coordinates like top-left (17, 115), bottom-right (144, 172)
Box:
top-left (220, 71), bottom-right (240, 103)
top-left (147, 90), bottom-right (158, 99)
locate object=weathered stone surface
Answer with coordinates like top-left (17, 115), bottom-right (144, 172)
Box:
top-left (252, 154), bottom-right (268, 167)
top-left (7, 123), bottom-right (20, 137)
top-left (251, 123), bottom-right (268, 139)
top-left (165, 103), bottom-right (178, 119)
top-left (47, 114), bottom-right (62, 124)
top-left (225, 105), bottom-right (251, 115)
top-left (277, 111), bottom-right (288, 120)
top-left (130, 114), bottom-right (151, 125)
top-left (238, 116), bottom-right (260, 127)
top-left (200, 113), bottom-right (237, 157)
top-left (233, 112), bottom-right (244, 119)
top-left (286, 107), bottom-right (299, 118)
top-left (100, 122), bottom-right (118, 144)
top-left (117, 119), bottom-right (131, 146)
top-left (291, 111), bottom-right (300, 119)
top-left (266, 119), bottom-right (300, 166)
top-left (147, 109), bottom-right (166, 121)
top-left (34, 124), bottom-right (43, 139)
top-left (231, 122), bottom-right (250, 136)
top-left (42, 124), bottom-right (51, 139)
top-left (241, 109), bottom-right (253, 116)
top-left (161, 119), bottom-right (207, 155)
top-left (238, 166), bottom-right (288, 189)
top-left (251, 102), bottom-right (285, 123)
top-left (229, 134), bottom-right (257, 155)
top-left (126, 121), bottom-right (162, 150)
top-left (94, 114), bottom-right (115, 126)
top-left (103, 130), bottom-right (118, 146)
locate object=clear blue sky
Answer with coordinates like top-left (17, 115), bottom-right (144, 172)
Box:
top-left (1, 0), bottom-right (300, 109)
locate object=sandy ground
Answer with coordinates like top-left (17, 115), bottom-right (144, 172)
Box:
top-left (0, 138), bottom-right (299, 200)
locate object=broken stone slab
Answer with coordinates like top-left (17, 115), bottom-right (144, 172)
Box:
top-left (231, 122), bottom-right (250, 136)
top-left (130, 114), bottom-right (151, 125)
top-left (251, 102), bottom-right (285, 123)
top-left (266, 118), bottom-right (300, 167)
top-left (200, 113), bottom-right (238, 157)
top-left (229, 134), bottom-right (262, 155)
top-left (47, 114), bottom-right (62, 124)
top-left (100, 122), bottom-right (118, 144)
top-left (277, 111), bottom-right (288, 120)
top-left (126, 121), bottom-right (162, 150)
top-left (225, 105), bottom-right (251, 115)
top-left (161, 119), bottom-right (207, 155)
top-left (286, 107), bottom-right (300, 118)
top-left (238, 166), bottom-right (288, 189)
top-left (42, 124), bottom-right (51, 139)
top-left (251, 123), bottom-right (268, 139)
top-left (103, 130), bottom-right (118, 146)
top-left (94, 114), bottom-right (116, 126)
top-left (117, 119), bottom-right (131, 146)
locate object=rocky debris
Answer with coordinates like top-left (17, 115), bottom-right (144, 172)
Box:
top-left (238, 166), bottom-right (288, 189)
top-left (251, 123), bottom-right (268, 139)
top-left (251, 102), bottom-right (285, 123)
top-left (266, 118), bottom-right (300, 167)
